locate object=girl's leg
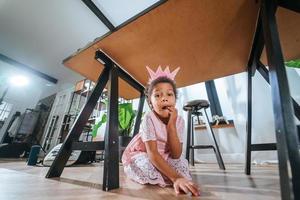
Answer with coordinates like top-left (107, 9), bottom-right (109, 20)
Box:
top-left (124, 153), bottom-right (168, 186)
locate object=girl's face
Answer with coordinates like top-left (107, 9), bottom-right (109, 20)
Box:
top-left (150, 82), bottom-right (176, 118)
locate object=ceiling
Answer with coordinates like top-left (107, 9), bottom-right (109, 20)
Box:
top-left (0, 0), bottom-right (159, 92)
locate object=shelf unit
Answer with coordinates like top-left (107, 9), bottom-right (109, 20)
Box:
top-left (58, 79), bottom-right (107, 144)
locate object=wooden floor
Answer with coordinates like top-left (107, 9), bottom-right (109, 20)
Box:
top-left (0, 159), bottom-right (280, 200)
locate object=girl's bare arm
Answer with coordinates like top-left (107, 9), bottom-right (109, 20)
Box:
top-left (167, 125), bottom-right (182, 159)
top-left (166, 107), bottom-right (182, 158)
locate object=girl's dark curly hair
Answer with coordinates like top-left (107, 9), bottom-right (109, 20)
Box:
top-left (144, 76), bottom-right (178, 107)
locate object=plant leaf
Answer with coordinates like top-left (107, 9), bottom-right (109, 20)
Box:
top-left (285, 59), bottom-right (300, 69)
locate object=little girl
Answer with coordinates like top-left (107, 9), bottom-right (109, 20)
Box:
top-left (122, 66), bottom-right (200, 196)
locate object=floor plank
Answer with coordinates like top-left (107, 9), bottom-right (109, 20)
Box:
top-left (0, 160), bottom-right (280, 200)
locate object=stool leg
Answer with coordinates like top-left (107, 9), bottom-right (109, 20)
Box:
top-left (185, 110), bottom-right (192, 163)
top-left (191, 116), bottom-right (195, 166)
top-left (203, 109), bottom-right (226, 170)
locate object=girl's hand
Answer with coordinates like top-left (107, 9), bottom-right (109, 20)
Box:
top-left (167, 106), bottom-right (177, 128)
top-left (173, 177), bottom-right (200, 196)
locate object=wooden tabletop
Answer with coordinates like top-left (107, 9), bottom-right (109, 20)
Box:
top-left (63, 0), bottom-right (300, 99)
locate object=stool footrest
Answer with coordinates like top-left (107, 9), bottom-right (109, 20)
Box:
top-left (190, 145), bottom-right (215, 149)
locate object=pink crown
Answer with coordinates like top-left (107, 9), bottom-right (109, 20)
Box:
top-left (146, 66), bottom-right (180, 83)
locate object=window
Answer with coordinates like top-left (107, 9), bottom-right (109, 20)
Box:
top-left (0, 101), bottom-right (13, 129)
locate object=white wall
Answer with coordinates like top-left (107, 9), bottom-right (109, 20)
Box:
top-left (39, 81), bottom-right (76, 99)
top-left (178, 67), bottom-right (300, 164)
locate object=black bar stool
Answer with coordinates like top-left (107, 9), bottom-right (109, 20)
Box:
top-left (183, 100), bottom-right (225, 170)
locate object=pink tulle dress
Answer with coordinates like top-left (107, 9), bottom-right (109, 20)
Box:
top-left (121, 111), bottom-right (192, 187)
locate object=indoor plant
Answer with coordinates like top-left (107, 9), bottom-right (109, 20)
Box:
top-left (92, 101), bottom-right (136, 147)
top-left (118, 102), bottom-right (137, 146)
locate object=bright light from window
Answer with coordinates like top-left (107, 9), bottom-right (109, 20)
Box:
top-left (9, 75), bottom-right (29, 87)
